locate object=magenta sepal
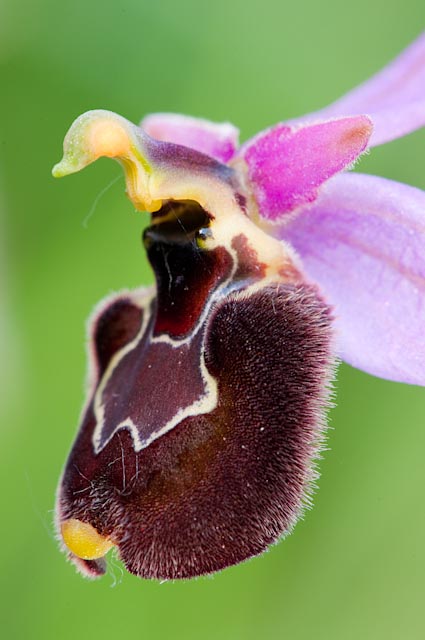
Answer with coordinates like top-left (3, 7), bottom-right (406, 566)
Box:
top-left (240, 116), bottom-right (372, 220)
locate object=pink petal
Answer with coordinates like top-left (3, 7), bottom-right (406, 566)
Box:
top-left (240, 116), bottom-right (372, 222)
top-left (141, 113), bottom-right (239, 163)
top-left (289, 33), bottom-right (425, 146)
top-left (281, 173), bottom-right (425, 386)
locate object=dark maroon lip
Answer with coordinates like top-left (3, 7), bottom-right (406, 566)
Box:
top-left (57, 198), bottom-right (335, 579)
top-left (58, 279), bottom-right (334, 580)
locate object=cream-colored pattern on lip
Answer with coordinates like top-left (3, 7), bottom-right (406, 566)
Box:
top-left (91, 240), bottom-right (237, 455)
top-left (91, 206), bottom-right (297, 455)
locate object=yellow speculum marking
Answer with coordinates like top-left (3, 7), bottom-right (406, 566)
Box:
top-left (61, 519), bottom-right (114, 560)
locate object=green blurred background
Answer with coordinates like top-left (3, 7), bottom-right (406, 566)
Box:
top-left (1, 1), bottom-right (425, 638)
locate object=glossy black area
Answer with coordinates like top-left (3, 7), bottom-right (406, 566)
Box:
top-left (147, 200), bottom-right (211, 245)
top-left (144, 201), bottom-right (233, 337)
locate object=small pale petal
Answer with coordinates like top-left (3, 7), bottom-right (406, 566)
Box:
top-left (240, 116), bottom-right (372, 222)
top-left (289, 33), bottom-right (425, 146)
top-left (141, 113), bottom-right (239, 162)
top-left (281, 173), bottom-right (425, 385)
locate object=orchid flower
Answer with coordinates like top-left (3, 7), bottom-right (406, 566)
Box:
top-left (53, 34), bottom-right (425, 581)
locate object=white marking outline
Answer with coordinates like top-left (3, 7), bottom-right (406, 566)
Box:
top-left (91, 197), bottom-right (297, 455)
top-left (92, 241), bottom-right (240, 454)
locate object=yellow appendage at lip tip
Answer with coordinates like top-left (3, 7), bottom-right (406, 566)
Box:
top-left (61, 519), bottom-right (114, 560)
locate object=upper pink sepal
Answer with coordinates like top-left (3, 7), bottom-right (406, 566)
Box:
top-left (141, 113), bottom-right (239, 163)
top-left (240, 116), bottom-right (372, 222)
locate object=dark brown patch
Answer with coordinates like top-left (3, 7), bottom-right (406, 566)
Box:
top-left (93, 299), bottom-right (143, 376)
top-left (234, 192), bottom-right (248, 213)
top-left (232, 233), bottom-right (267, 281)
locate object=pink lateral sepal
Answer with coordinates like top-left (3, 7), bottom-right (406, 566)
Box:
top-left (281, 172), bottom-right (425, 386)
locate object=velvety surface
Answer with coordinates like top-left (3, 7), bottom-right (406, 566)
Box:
top-left (59, 281), bottom-right (333, 579)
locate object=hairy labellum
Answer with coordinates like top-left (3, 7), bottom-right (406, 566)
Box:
top-left (57, 199), bottom-right (334, 579)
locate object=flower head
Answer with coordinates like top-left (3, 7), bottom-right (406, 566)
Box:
top-left (53, 34), bottom-right (425, 580)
